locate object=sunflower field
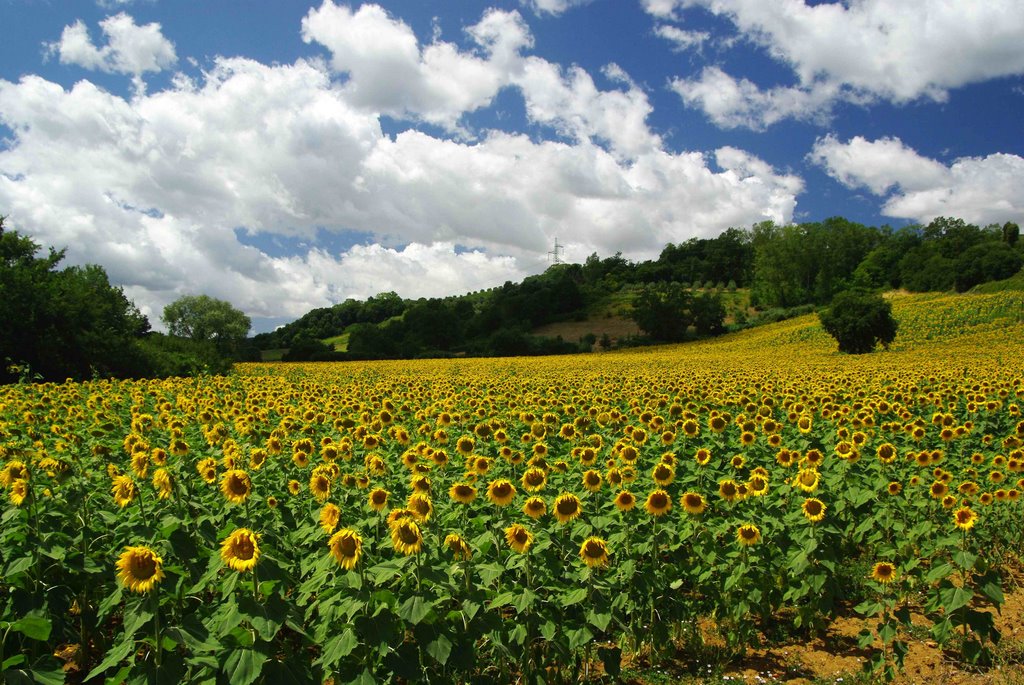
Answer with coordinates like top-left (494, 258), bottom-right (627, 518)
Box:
top-left (2, 291), bottom-right (1024, 684)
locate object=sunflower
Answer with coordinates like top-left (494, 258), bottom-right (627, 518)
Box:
top-left (553, 492), bottom-right (583, 524)
top-left (644, 489), bottom-right (672, 517)
top-left (606, 467), bottom-right (623, 488)
top-left (309, 473), bottom-right (331, 502)
top-left (391, 518), bottom-right (424, 555)
top-left (410, 475), bottom-right (431, 494)
top-left (651, 463), bottom-right (675, 487)
top-left (152, 468), bottom-right (173, 500)
top-left (9, 479), bottom-right (29, 506)
top-left (694, 448), bottom-right (712, 467)
top-left (929, 481), bottom-right (949, 499)
top-left (449, 482), bottom-right (477, 504)
top-left (680, 491), bottom-right (707, 515)
top-left (487, 479), bottom-right (516, 506)
top-left (523, 496), bottom-right (546, 519)
top-left (368, 487), bottom-right (389, 511)
top-left (614, 490), bottom-right (636, 512)
top-left (111, 475), bottom-right (138, 508)
top-left (876, 443), bottom-right (897, 464)
top-left (197, 458), bottom-right (218, 484)
top-left (266, 496), bottom-right (278, 509)
top-left (320, 503), bottom-right (341, 534)
top-left (521, 467), bottom-right (547, 492)
top-left (747, 475), bottom-right (769, 497)
top-left (221, 529), bottom-right (260, 572)
top-left (802, 498), bottom-right (826, 523)
top-left (456, 436), bottom-right (475, 456)
top-left (407, 493), bottom-right (434, 522)
top-left (582, 469), bottom-right (603, 493)
top-left (793, 468), bottom-right (819, 493)
top-left (953, 506), bottom-right (978, 531)
top-left (717, 479), bottom-right (740, 503)
top-left (504, 524), bottom-right (534, 554)
top-left (116, 546), bottom-right (164, 593)
top-left (871, 562), bottom-right (897, 584)
top-left (287, 479), bottom-right (301, 496)
top-left (579, 536), bottom-right (610, 568)
top-left (444, 533), bottom-right (472, 560)
top-left (221, 469), bottom-right (252, 504)
top-left (736, 523), bottom-right (761, 546)
top-left (329, 529), bottom-right (363, 570)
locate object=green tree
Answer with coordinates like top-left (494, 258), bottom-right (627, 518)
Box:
top-left (162, 295), bottom-right (251, 353)
top-left (954, 241), bottom-right (1023, 292)
top-left (819, 290), bottom-right (898, 354)
top-left (630, 283), bottom-right (693, 342)
top-left (1, 217), bottom-right (151, 382)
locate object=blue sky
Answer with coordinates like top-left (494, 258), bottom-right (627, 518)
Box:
top-left (2, 0), bottom-right (1022, 332)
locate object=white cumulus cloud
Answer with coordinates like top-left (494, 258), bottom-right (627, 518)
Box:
top-left (45, 13), bottom-right (176, 78)
top-left (810, 135), bottom-right (1024, 226)
top-left (651, 0), bottom-right (1024, 128)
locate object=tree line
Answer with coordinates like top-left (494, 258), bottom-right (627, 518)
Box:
top-left (268, 215), bottom-right (1021, 361)
top-left (1, 217), bottom-right (252, 384)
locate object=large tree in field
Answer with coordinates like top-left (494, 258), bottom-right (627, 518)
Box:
top-left (819, 289), bottom-right (898, 354)
top-left (162, 295), bottom-right (251, 353)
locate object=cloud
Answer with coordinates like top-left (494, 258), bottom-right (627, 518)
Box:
top-left (653, 0), bottom-right (1024, 128)
top-left (654, 24), bottom-right (710, 52)
top-left (810, 135), bottom-right (1024, 226)
top-left (45, 13), bottom-right (176, 78)
top-left (300, 3), bottom-right (530, 131)
top-left (669, 66), bottom-right (838, 130)
top-left (520, 0), bottom-right (592, 16)
top-left (1, 9), bottom-right (804, 329)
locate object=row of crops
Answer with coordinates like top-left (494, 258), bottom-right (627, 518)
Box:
top-left (2, 291), bottom-right (1024, 684)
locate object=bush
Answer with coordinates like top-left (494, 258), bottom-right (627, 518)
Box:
top-left (819, 290), bottom-right (898, 354)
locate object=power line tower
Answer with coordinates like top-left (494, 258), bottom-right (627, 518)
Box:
top-left (547, 237), bottom-right (564, 265)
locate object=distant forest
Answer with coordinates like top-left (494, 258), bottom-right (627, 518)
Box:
top-left (253, 215), bottom-right (1022, 361)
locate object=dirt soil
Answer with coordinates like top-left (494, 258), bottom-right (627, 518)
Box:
top-left (710, 591), bottom-right (1022, 684)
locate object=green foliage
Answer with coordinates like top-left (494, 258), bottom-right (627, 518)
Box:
top-left (819, 290), bottom-right (898, 354)
top-left (630, 283), bottom-right (694, 342)
top-left (954, 241), bottom-right (1023, 292)
top-left (162, 294), bottom-right (251, 352)
top-left (0, 217), bottom-right (152, 383)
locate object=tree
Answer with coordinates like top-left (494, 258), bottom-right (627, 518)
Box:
top-left (954, 241), bottom-right (1023, 292)
top-left (692, 292), bottom-right (726, 336)
top-left (819, 290), bottom-right (898, 354)
top-left (630, 283), bottom-right (693, 342)
top-left (1, 217), bottom-right (151, 382)
top-left (162, 295), bottom-right (251, 353)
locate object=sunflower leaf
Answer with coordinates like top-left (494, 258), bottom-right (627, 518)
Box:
top-left (318, 628), bottom-right (358, 668)
top-left (398, 596), bottom-right (434, 625)
top-left (221, 647), bottom-right (267, 685)
top-left (85, 638), bottom-right (135, 681)
top-left (560, 588), bottom-right (588, 607)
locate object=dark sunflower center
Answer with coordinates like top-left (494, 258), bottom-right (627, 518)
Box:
top-left (650, 493), bottom-right (668, 508)
top-left (131, 554), bottom-right (156, 579)
top-left (493, 483), bottom-right (511, 497)
top-left (234, 537), bottom-right (255, 560)
top-left (337, 536), bottom-right (357, 556)
top-left (557, 498), bottom-right (579, 515)
top-left (584, 542), bottom-right (604, 558)
top-left (397, 524), bottom-right (420, 545)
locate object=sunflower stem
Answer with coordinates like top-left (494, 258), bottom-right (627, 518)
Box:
top-left (152, 590), bottom-right (162, 670)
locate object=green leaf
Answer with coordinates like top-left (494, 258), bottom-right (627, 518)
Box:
top-left (976, 571), bottom-right (1004, 606)
top-left (857, 628), bottom-right (874, 649)
top-left (925, 562), bottom-right (953, 583)
top-left (952, 550), bottom-right (977, 570)
top-left (2, 655), bottom-right (26, 670)
top-left (930, 618), bottom-right (953, 645)
top-left (238, 594), bottom-right (284, 642)
top-left (319, 629), bottom-right (359, 667)
top-left (425, 634), bottom-right (452, 666)
top-left (85, 638), bottom-right (135, 681)
top-left (477, 562), bottom-right (503, 585)
top-left (539, 620), bottom-right (556, 641)
top-left (488, 591), bottom-right (516, 609)
top-left (854, 599), bottom-right (883, 616)
top-left (513, 588), bottom-right (536, 613)
top-left (560, 588), bottom-right (588, 607)
top-left (121, 606), bottom-right (154, 637)
top-left (566, 626), bottom-right (593, 650)
top-left (11, 613), bottom-right (51, 641)
top-left (222, 648), bottom-right (268, 685)
top-left (398, 596), bottom-right (434, 625)
top-left (5, 556), bottom-right (34, 576)
top-left (587, 610), bottom-right (612, 633)
top-left (938, 585), bottom-right (973, 613)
